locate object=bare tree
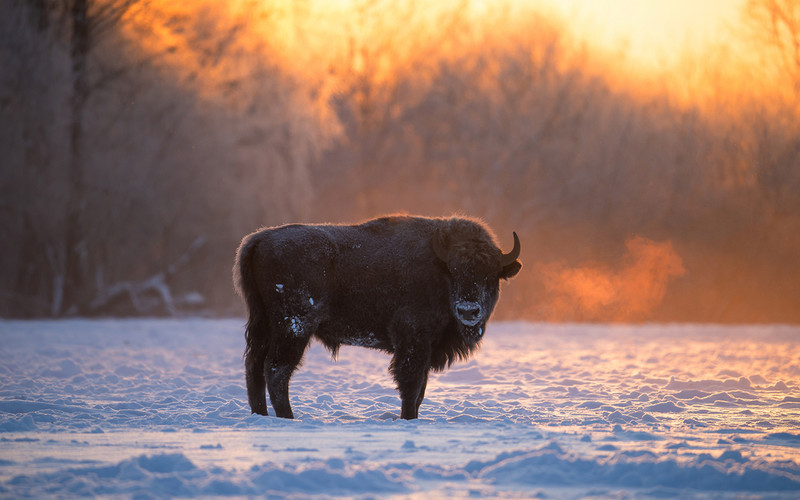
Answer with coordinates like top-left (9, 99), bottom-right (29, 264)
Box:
top-left (739, 0), bottom-right (800, 213)
top-left (1, 0), bottom-right (71, 316)
top-left (743, 0), bottom-right (800, 96)
top-left (62, 0), bottom-right (142, 314)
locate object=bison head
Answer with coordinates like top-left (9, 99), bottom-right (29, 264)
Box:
top-left (433, 224), bottom-right (521, 341)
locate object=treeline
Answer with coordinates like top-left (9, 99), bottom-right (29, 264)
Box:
top-left (1, 0), bottom-right (332, 316)
top-left (1, 0), bottom-right (798, 322)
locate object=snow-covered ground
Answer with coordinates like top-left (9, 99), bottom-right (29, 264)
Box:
top-left (1, 319), bottom-right (799, 498)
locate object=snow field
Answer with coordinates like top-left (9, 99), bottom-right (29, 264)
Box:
top-left (1, 319), bottom-right (799, 498)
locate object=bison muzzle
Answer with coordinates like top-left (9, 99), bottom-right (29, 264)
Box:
top-left (233, 215), bottom-right (521, 419)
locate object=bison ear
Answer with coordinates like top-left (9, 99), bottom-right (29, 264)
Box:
top-left (431, 230), bottom-right (449, 263)
top-left (500, 260), bottom-right (521, 280)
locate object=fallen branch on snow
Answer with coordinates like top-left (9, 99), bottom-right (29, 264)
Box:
top-left (88, 235), bottom-right (207, 315)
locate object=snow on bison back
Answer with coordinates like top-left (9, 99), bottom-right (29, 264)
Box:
top-left (233, 215), bottom-right (522, 420)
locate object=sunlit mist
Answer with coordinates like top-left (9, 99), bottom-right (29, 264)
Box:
top-left (2, 0), bottom-right (798, 323)
top-left (540, 237), bottom-right (686, 322)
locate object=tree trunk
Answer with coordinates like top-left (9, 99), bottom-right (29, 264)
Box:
top-left (63, 0), bottom-right (90, 315)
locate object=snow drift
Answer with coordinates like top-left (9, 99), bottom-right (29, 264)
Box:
top-left (1, 319), bottom-right (798, 498)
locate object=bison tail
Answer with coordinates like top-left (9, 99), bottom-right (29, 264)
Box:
top-left (233, 234), bottom-right (267, 356)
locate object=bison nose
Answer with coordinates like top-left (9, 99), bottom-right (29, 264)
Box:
top-left (456, 301), bottom-right (482, 325)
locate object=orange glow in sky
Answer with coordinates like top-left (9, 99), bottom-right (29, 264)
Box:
top-left (520, 0), bottom-right (745, 68)
top-left (131, 0), bottom-right (750, 72)
top-left (122, 0), bottom-right (764, 116)
top-left (254, 0), bottom-right (746, 69)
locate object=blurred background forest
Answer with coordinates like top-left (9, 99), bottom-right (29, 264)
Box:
top-left (1, 0), bottom-right (798, 323)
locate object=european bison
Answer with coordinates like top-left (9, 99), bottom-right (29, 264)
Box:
top-left (233, 215), bottom-right (521, 419)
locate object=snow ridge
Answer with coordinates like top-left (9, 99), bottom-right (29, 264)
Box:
top-left (0, 319), bottom-right (799, 498)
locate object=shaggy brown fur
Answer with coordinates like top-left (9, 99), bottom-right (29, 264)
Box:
top-left (233, 215), bottom-right (521, 419)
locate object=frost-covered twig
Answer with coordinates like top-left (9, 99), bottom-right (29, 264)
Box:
top-left (88, 235), bottom-right (206, 315)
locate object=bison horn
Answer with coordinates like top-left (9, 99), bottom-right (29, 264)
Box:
top-left (500, 232), bottom-right (521, 266)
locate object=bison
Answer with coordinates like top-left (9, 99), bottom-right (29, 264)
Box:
top-left (233, 215), bottom-right (521, 419)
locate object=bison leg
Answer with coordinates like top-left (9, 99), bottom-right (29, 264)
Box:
top-left (244, 314), bottom-right (271, 415)
top-left (266, 337), bottom-right (308, 419)
top-left (245, 341), bottom-right (269, 415)
top-left (415, 372), bottom-right (429, 414)
top-left (391, 345), bottom-right (431, 420)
